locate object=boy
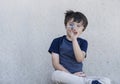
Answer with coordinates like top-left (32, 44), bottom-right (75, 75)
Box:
top-left (48, 10), bottom-right (111, 84)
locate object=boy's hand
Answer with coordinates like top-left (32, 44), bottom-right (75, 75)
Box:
top-left (68, 29), bottom-right (79, 41)
top-left (73, 72), bottom-right (86, 77)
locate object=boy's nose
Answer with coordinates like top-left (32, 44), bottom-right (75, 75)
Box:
top-left (72, 28), bottom-right (77, 32)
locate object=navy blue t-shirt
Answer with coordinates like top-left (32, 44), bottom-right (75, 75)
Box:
top-left (48, 35), bottom-right (88, 73)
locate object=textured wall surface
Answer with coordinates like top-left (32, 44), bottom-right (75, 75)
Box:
top-left (0, 0), bottom-right (120, 84)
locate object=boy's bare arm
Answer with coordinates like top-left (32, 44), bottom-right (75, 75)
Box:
top-left (72, 39), bottom-right (86, 62)
top-left (68, 29), bottom-right (86, 62)
top-left (51, 52), bottom-right (70, 73)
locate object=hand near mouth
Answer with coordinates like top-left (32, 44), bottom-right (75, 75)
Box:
top-left (69, 30), bottom-right (79, 41)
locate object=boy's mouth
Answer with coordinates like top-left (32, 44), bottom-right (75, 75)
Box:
top-left (73, 31), bottom-right (78, 35)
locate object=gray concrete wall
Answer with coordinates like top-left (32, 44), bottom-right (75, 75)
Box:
top-left (0, 0), bottom-right (120, 84)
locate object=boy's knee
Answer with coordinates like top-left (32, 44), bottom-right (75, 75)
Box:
top-left (52, 70), bottom-right (85, 84)
top-left (51, 70), bottom-right (70, 83)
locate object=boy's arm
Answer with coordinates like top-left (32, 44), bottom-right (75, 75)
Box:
top-left (72, 39), bottom-right (86, 62)
top-left (51, 52), bottom-right (70, 73)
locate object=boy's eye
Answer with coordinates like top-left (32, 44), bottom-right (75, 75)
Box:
top-left (69, 23), bottom-right (74, 26)
top-left (77, 25), bottom-right (83, 27)
top-left (77, 25), bottom-right (81, 27)
top-left (68, 23), bottom-right (74, 29)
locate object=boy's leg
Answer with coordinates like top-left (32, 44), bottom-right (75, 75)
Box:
top-left (84, 76), bottom-right (111, 84)
top-left (52, 70), bottom-right (85, 84)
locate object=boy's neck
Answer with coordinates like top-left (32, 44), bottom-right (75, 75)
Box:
top-left (66, 35), bottom-right (72, 41)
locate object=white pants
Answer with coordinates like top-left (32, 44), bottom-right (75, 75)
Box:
top-left (52, 70), bottom-right (111, 84)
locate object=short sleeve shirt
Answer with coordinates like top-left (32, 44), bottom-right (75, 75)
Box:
top-left (48, 35), bottom-right (88, 73)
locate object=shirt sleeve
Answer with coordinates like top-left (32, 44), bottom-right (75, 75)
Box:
top-left (48, 38), bottom-right (59, 54)
top-left (81, 40), bottom-right (88, 53)
top-left (79, 39), bottom-right (88, 58)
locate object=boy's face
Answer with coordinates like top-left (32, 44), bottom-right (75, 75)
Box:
top-left (65, 18), bottom-right (84, 38)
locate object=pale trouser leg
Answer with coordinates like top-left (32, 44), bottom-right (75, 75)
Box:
top-left (84, 76), bottom-right (111, 84)
top-left (52, 70), bottom-right (85, 84)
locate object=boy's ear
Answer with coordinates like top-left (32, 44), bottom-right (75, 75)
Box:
top-left (82, 29), bottom-right (84, 32)
top-left (82, 27), bottom-right (85, 32)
